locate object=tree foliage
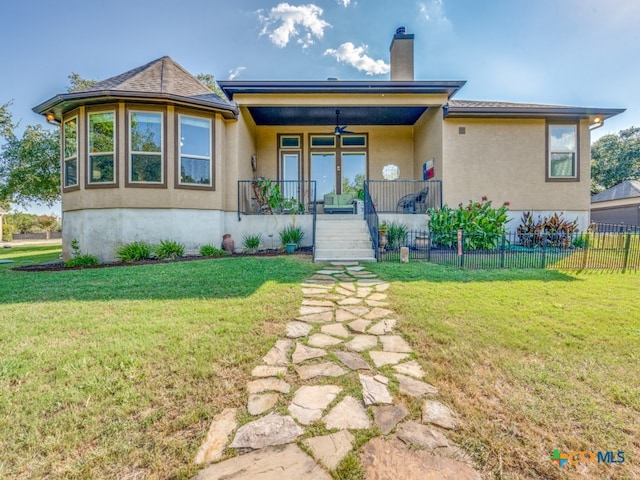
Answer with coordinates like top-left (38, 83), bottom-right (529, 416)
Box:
top-left (0, 124), bottom-right (60, 207)
top-left (67, 72), bottom-right (97, 92)
top-left (0, 100), bottom-right (16, 139)
top-left (196, 73), bottom-right (226, 99)
top-left (591, 126), bottom-right (640, 193)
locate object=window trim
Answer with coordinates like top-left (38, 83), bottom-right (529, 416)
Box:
top-left (125, 108), bottom-right (167, 188)
top-left (310, 135), bottom-right (336, 148)
top-left (62, 115), bottom-right (79, 191)
top-left (86, 107), bottom-right (118, 189)
top-left (277, 134), bottom-right (303, 181)
top-left (175, 112), bottom-right (215, 190)
top-left (546, 120), bottom-right (580, 182)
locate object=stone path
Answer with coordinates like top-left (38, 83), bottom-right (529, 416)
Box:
top-left (193, 263), bottom-right (482, 480)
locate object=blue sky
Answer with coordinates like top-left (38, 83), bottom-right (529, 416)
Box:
top-left (1, 0), bottom-right (639, 214)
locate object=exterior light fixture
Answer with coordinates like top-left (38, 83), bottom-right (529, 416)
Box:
top-left (589, 115), bottom-right (604, 131)
top-left (45, 112), bottom-right (60, 126)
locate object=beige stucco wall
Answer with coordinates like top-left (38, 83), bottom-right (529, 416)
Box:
top-left (254, 125), bottom-right (414, 183)
top-left (441, 118), bottom-right (592, 212)
top-left (413, 107), bottom-right (443, 180)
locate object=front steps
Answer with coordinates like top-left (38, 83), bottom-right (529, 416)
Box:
top-left (314, 214), bottom-right (376, 262)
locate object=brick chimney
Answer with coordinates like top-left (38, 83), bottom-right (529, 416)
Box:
top-left (390, 27), bottom-right (414, 81)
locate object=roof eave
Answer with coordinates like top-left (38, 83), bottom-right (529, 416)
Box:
top-left (218, 80), bottom-right (467, 99)
top-left (445, 106), bottom-right (626, 120)
top-left (33, 90), bottom-right (239, 121)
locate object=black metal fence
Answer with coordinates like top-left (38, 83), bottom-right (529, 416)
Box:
top-left (364, 180), bottom-right (442, 213)
top-left (377, 229), bottom-right (640, 271)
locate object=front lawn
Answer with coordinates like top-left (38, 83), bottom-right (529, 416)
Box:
top-left (1, 246), bottom-right (638, 479)
top-left (367, 262), bottom-right (639, 480)
top-left (0, 245), bottom-right (316, 479)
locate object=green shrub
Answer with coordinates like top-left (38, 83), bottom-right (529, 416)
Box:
top-left (64, 255), bottom-right (99, 268)
top-left (2, 223), bottom-right (15, 242)
top-left (116, 241), bottom-right (153, 262)
top-left (242, 233), bottom-right (262, 252)
top-left (427, 197), bottom-right (510, 250)
top-left (64, 238), bottom-right (99, 268)
top-left (199, 244), bottom-right (229, 257)
top-left (279, 224), bottom-right (304, 246)
top-left (386, 221), bottom-right (409, 249)
top-left (516, 211), bottom-right (578, 248)
top-left (154, 239), bottom-right (185, 260)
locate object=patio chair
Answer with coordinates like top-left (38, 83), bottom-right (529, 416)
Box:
top-left (396, 187), bottom-right (429, 213)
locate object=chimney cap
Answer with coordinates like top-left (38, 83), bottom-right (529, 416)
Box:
top-left (396, 26), bottom-right (406, 35)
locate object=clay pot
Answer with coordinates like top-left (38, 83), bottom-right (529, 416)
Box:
top-left (222, 234), bottom-right (235, 254)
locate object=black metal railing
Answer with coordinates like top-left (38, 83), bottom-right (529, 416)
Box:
top-left (363, 182), bottom-right (380, 260)
top-left (588, 222), bottom-right (640, 233)
top-left (238, 180), bottom-right (316, 219)
top-left (364, 180), bottom-right (442, 213)
top-left (377, 229), bottom-right (640, 271)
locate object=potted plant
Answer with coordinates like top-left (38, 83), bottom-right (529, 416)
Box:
top-left (279, 224), bottom-right (304, 253)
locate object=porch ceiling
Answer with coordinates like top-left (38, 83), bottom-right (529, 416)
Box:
top-left (246, 106), bottom-right (428, 126)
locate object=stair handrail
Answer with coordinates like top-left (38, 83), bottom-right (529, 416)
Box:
top-left (363, 181), bottom-right (379, 260)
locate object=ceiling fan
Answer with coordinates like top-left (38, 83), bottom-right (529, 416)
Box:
top-left (333, 109), bottom-right (355, 136)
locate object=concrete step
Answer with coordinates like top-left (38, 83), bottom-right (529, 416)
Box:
top-left (313, 216), bottom-right (375, 262)
top-left (314, 248), bottom-right (376, 262)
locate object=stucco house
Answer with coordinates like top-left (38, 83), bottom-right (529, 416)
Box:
top-left (34, 28), bottom-right (624, 262)
top-left (591, 180), bottom-right (640, 226)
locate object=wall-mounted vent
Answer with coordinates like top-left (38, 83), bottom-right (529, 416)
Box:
top-left (459, 126), bottom-right (466, 135)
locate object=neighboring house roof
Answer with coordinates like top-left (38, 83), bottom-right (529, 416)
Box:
top-left (446, 99), bottom-right (624, 121)
top-left (33, 56), bottom-right (238, 121)
top-left (591, 180), bottom-right (640, 203)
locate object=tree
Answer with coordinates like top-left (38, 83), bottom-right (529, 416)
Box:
top-left (0, 100), bottom-right (16, 139)
top-left (196, 73), bottom-right (226, 99)
top-left (591, 126), bottom-right (640, 193)
top-left (0, 124), bottom-right (60, 207)
top-left (67, 72), bottom-right (97, 92)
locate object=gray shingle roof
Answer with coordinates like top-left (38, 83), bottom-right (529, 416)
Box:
top-left (591, 180), bottom-right (640, 203)
top-left (446, 99), bottom-right (624, 120)
top-left (33, 56), bottom-right (238, 119)
top-left (81, 56), bottom-right (229, 105)
top-left (449, 100), bottom-right (573, 109)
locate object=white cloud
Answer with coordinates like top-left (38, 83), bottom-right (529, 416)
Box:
top-left (418, 0), bottom-right (451, 27)
top-left (228, 67), bottom-right (247, 81)
top-left (337, 0), bottom-right (351, 6)
top-left (324, 42), bottom-right (390, 76)
top-left (258, 3), bottom-right (331, 49)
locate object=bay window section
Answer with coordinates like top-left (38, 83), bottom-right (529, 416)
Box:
top-left (178, 115), bottom-right (212, 187)
top-left (548, 124), bottom-right (578, 180)
top-left (88, 111), bottom-right (116, 184)
top-left (129, 111), bottom-right (163, 183)
top-left (63, 117), bottom-right (78, 188)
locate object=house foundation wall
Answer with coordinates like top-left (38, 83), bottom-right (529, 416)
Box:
top-left (63, 209), bottom-right (314, 262)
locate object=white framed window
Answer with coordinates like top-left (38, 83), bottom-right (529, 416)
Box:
top-left (548, 123), bottom-right (578, 180)
top-left (88, 111), bottom-right (116, 184)
top-left (178, 115), bottom-right (212, 186)
top-left (63, 117), bottom-right (78, 188)
top-left (129, 111), bottom-right (163, 183)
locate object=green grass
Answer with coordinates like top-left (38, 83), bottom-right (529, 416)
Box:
top-left (2, 245), bottom-right (639, 479)
top-left (367, 261), bottom-right (640, 480)
top-left (0, 245), bottom-right (316, 479)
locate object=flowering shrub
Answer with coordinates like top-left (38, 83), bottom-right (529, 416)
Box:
top-left (516, 211), bottom-right (578, 248)
top-left (427, 196), bottom-right (510, 250)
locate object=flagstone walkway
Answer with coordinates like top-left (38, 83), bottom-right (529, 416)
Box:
top-left (193, 263), bottom-right (482, 480)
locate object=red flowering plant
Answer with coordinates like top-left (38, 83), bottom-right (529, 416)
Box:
top-left (427, 197), bottom-right (510, 250)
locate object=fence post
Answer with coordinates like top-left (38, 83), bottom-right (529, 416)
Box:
top-left (500, 233), bottom-right (506, 269)
top-left (581, 233), bottom-right (590, 270)
top-left (458, 229), bottom-right (464, 268)
top-left (622, 233), bottom-right (632, 272)
top-left (541, 233), bottom-right (547, 269)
